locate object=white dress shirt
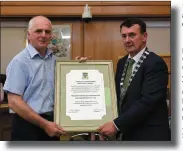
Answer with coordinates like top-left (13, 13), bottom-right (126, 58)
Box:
top-left (128, 47), bottom-right (146, 71)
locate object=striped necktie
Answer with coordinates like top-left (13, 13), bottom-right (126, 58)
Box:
top-left (123, 58), bottom-right (135, 89)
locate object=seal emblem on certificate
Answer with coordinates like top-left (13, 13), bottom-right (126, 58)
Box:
top-left (54, 60), bottom-right (118, 132)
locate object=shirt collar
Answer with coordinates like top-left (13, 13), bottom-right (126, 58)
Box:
top-left (128, 47), bottom-right (146, 63)
top-left (26, 44), bottom-right (53, 59)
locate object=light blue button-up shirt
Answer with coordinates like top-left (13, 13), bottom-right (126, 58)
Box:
top-left (3, 44), bottom-right (56, 114)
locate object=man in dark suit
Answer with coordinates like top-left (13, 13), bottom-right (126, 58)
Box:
top-left (98, 18), bottom-right (170, 141)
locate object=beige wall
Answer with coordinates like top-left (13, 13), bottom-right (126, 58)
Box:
top-left (1, 27), bottom-right (27, 74)
top-left (147, 28), bottom-right (170, 54)
top-left (0, 21), bottom-right (170, 74)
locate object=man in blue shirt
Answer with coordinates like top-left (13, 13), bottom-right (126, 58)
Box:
top-left (3, 16), bottom-right (66, 140)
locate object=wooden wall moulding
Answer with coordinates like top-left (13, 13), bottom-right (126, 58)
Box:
top-left (159, 54), bottom-right (171, 74)
top-left (1, 1), bottom-right (170, 17)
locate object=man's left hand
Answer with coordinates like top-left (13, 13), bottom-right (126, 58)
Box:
top-left (97, 121), bottom-right (118, 137)
top-left (75, 56), bottom-right (91, 62)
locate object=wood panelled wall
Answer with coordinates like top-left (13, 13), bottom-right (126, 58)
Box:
top-left (84, 20), bottom-right (126, 70)
top-left (1, 1), bottom-right (171, 71)
top-left (1, 1), bottom-right (170, 17)
top-left (1, 1), bottom-right (171, 83)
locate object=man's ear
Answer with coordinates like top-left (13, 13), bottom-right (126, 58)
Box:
top-left (27, 30), bottom-right (29, 37)
top-left (27, 30), bottom-right (31, 41)
top-left (143, 32), bottom-right (147, 42)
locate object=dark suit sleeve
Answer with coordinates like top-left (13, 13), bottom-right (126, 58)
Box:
top-left (114, 59), bottom-right (168, 133)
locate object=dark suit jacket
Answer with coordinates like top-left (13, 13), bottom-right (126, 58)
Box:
top-left (114, 51), bottom-right (170, 141)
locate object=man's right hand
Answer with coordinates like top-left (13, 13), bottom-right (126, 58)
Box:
top-left (43, 121), bottom-right (67, 137)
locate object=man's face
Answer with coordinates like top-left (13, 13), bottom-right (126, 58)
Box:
top-left (121, 24), bottom-right (147, 56)
top-left (28, 19), bottom-right (52, 51)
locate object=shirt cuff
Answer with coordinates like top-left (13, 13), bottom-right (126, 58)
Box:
top-left (113, 121), bottom-right (120, 131)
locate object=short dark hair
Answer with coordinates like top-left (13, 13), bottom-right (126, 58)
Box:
top-left (120, 18), bottom-right (146, 33)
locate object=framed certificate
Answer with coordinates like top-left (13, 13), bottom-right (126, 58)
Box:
top-left (54, 60), bottom-right (118, 132)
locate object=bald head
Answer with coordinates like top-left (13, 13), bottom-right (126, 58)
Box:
top-left (27, 16), bottom-right (52, 55)
top-left (28, 16), bottom-right (52, 31)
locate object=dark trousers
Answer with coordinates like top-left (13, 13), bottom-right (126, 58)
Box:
top-left (11, 113), bottom-right (59, 141)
